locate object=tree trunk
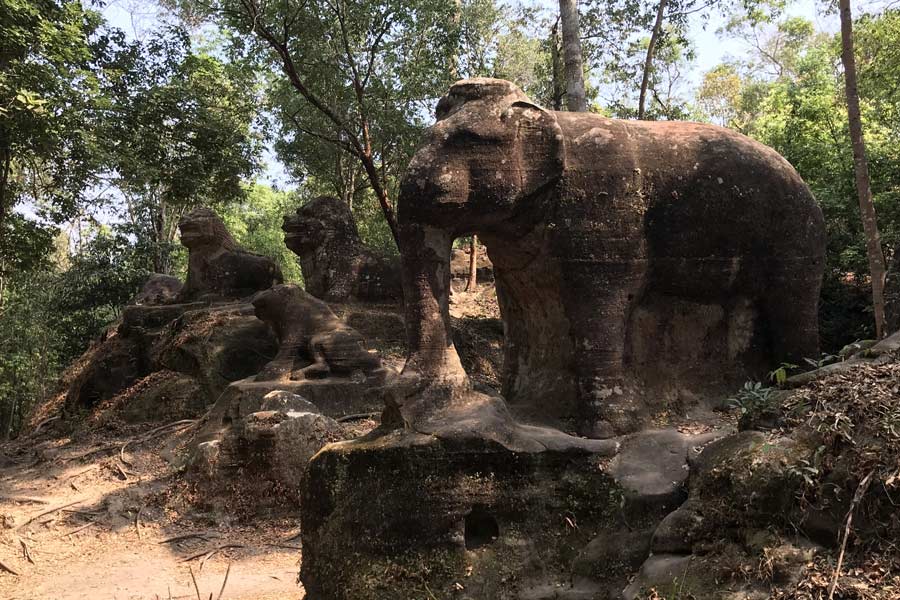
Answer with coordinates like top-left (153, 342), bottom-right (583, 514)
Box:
top-left (0, 146), bottom-right (11, 306)
top-left (638, 0), bottom-right (668, 120)
top-left (559, 0), bottom-right (588, 112)
top-left (550, 20), bottom-right (564, 111)
top-left (450, 0), bottom-right (462, 80)
top-left (153, 199), bottom-right (167, 274)
top-left (839, 0), bottom-right (887, 339)
top-left (466, 236), bottom-right (478, 291)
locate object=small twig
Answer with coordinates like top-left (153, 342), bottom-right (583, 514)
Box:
top-left (33, 415), bottom-right (60, 434)
top-left (282, 530), bottom-right (302, 542)
top-left (181, 545), bottom-right (245, 570)
top-left (267, 543), bottom-right (302, 550)
top-left (120, 419), bottom-right (198, 466)
top-left (62, 509), bottom-right (100, 517)
top-left (216, 563), bottom-right (231, 600)
top-left (60, 522), bottom-right (96, 538)
top-left (61, 464), bottom-right (100, 481)
top-left (19, 539), bottom-right (34, 564)
top-left (134, 504), bottom-right (145, 540)
top-left (189, 566), bottom-right (202, 600)
top-left (63, 443), bottom-right (120, 463)
top-left (336, 412), bottom-right (379, 423)
top-left (16, 499), bottom-right (84, 530)
top-left (0, 495), bottom-right (49, 504)
top-left (200, 545), bottom-right (244, 572)
top-left (828, 469), bottom-right (876, 600)
top-left (0, 557), bottom-right (20, 576)
top-left (115, 462), bottom-right (130, 482)
top-left (158, 532), bottom-right (216, 545)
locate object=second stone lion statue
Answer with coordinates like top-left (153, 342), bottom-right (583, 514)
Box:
top-left (282, 196), bottom-right (402, 303)
top-left (251, 284), bottom-right (385, 382)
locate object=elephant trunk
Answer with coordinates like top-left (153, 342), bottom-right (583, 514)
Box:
top-left (399, 224), bottom-right (469, 388)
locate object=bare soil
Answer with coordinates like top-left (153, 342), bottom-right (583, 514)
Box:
top-left (0, 425), bottom-right (307, 599)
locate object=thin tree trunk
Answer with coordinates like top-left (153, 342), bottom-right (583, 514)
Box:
top-left (0, 147), bottom-right (11, 295)
top-left (839, 0), bottom-right (887, 339)
top-left (466, 236), bottom-right (478, 291)
top-left (550, 20), bottom-right (564, 111)
top-left (154, 198), bottom-right (167, 274)
top-left (450, 0), bottom-right (462, 80)
top-left (638, 0), bottom-right (668, 120)
top-left (559, 0), bottom-right (588, 112)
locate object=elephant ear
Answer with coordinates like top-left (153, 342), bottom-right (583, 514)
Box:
top-left (502, 100), bottom-right (566, 202)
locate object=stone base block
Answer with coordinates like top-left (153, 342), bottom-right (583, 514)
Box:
top-left (301, 429), bottom-right (630, 600)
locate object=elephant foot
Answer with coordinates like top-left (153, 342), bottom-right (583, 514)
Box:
top-left (581, 381), bottom-right (646, 439)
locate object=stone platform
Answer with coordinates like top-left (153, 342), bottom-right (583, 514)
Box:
top-left (300, 425), bottom-right (720, 600)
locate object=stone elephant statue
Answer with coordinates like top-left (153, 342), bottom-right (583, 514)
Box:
top-left (397, 78), bottom-right (826, 437)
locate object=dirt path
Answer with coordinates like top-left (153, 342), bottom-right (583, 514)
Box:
top-left (0, 428), bottom-right (305, 600)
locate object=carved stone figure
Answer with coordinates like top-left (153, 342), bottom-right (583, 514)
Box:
top-left (282, 196), bottom-right (401, 303)
top-left (251, 284), bottom-right (385, 382)
top-left (132, 273), bottom-right (183, 305)
top-left (178, 207), bottom-right (283, 302)
top-left (397, 77), bottom-right (826, 437)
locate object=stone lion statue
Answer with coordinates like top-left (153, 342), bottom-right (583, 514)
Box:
top-left (251, 284), bottom-right (386, 382)
top-left (282, 196), bottom-right (401, 303)
top-left (178, 207), bottom-right (283, 302)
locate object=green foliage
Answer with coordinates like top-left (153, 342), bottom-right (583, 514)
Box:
top-left (0, 270), bottom-right (61, 438)
top-left (48, 230), bottom-right (149, 361)
top-left (729, 380), bottom-right (777, 417)
top-left (99, 26), bottom-right (261, 274)
top-left (221, 185), bottom-right (303, 283)
top-left (0, 0), bottom-right (107, 292)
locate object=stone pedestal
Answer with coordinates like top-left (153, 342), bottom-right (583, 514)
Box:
top-left (300, 425), bottom-right (715, 600)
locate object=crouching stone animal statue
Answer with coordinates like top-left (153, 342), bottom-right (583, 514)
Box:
top-left (283, 196), bottom-right (402, 303)
top-left (252, 284), bottom-right (386, 382)
top-left (178, 207), bottom-right (283, 302)
top-left (397, 78), bottom-right (826, 437)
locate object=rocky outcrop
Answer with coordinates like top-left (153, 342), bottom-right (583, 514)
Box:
top-left (283, 196), bottom-right (401, 303)
top-left (191, 390), bottom-right (344, 504)
top-left (132, 273), bottom-right (183, 305)
top-left (63, 299), bottom-right (277, 419)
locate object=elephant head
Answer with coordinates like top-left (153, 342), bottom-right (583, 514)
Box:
top-left (400, 78), bottom-right (565, 235)
top-left (397, 78), bottom-right (565, 391)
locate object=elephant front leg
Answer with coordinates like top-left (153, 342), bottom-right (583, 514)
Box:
top-left (563, 261), bottom-right (647, 438)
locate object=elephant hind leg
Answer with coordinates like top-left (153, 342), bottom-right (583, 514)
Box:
top-left (760, 259), bottom-right (822, 365)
